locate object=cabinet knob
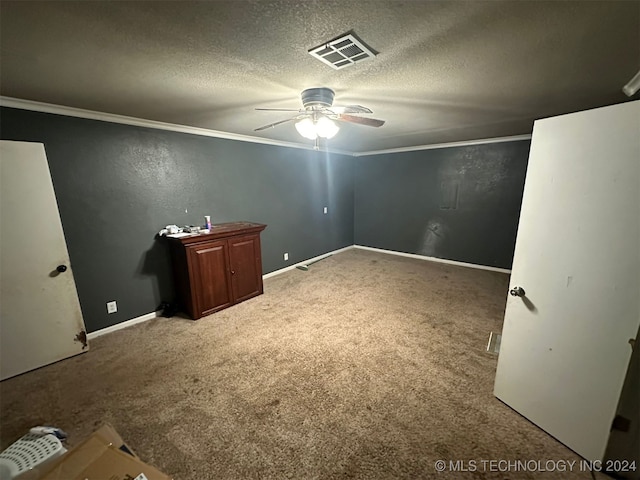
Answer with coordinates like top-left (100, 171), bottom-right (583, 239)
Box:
top-left (57, 265), bottom-right (67, 273)
top-left (231, 270), bottom-right (235, 275)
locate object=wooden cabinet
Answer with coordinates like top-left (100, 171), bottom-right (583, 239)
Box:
top-left (168, 222), bottom-right (267, 319)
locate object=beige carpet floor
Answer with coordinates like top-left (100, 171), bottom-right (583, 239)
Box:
top-left (0, 249), bottom-right (603, 479)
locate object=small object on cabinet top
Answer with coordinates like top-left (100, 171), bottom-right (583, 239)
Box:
top-left (158, 224), bottom-right (182, 236)
top-left (165, 221), bottom-right (266, 245)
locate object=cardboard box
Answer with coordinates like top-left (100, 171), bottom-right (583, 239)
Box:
top-left (15, 424), bottom-right (171, 480)
top-left (81, 423), bottom-right (140, 459)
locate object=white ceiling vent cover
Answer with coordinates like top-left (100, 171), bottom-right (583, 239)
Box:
top-left (308, 33), bottom-right (376, 70)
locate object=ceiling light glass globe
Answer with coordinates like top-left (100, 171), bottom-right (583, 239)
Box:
top-left (315, 116), bottom-right (339, 139)
top-left (295, 118), bottom-right (317, 139)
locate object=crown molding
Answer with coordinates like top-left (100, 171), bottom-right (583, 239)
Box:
top-left (0, 96), bottom-right (354, 156)
top-left (1, 96), bottom-right (532, 156)
top-left (352, 134), bottom-right (532, 157)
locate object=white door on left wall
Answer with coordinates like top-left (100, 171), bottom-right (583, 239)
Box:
top-left (0, 141), bottom-right (88, 381)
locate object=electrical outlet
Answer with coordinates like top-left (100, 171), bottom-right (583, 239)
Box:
top-left (323, 206), bottom-right (328, 214)
top-left (284, 253), bottom-right (289, 261)
top-left (106, 301), bottom-right (117, 314)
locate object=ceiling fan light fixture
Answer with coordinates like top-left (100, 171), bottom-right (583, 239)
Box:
top-left (255, 87), bottom-right (382, 138)
top-left (295, 117), bottom-right (318, 139)
top-left (315, 116), bottom-right (339, 139)
top-left (295, 116), bottom-right (340, 140)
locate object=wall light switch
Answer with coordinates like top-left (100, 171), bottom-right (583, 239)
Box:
top-left (323, 206), bottom-right (328, 214)
top-left (284, 253), bottom-right (289, 261)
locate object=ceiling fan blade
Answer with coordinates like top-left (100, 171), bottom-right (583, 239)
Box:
top-left (332, 105), bottom-right (373, 114)
top-left (254, 117), bottom-right (298, 131)
top-left (255, 108), bottom-right (303, 112)
top-left (336, 114), bottom-right (385, 128)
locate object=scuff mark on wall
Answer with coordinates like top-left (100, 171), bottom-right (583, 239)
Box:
top-left (419, 219), bottom-right (448, 256)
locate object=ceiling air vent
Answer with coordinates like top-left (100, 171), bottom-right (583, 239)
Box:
top-left (308, 33), bottom-right (376, 70)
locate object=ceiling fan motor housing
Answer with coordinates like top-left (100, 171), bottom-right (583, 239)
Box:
top-left (301, 87), bottom-right (335, 108)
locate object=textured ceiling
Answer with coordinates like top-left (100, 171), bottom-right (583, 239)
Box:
top-left (1, 1), bottom-right (639, 153)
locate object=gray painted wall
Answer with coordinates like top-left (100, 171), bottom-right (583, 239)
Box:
top-left (0, 107), bottom-right (530, 333)
top-left (0, 107), bottom-right (354, 332)
top-left (354, 141), bottom-right (530, 269)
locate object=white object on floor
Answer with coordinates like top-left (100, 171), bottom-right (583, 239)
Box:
top-left (486, 332), bottom-right (501, 355)
top-left (28, 426), bottom-right (67, 441)
top-left (0, 433), bottom-right (67, 479)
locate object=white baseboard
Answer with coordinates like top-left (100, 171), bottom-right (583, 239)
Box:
top-left (87, 311), bottom-right (161, 340)
top-left (263, 245), bottom-right (354, 279)
top-left (353, 245), bottom-right (512, 274)
top-left (88, 244), bottom-right (507, 341)
top-left (88, 245), bottom-right (355, 340)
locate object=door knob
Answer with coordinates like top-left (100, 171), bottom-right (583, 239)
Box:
top-left (509, 286), bottom-right (525, 297)
top-left (56, 265), bottom-right (67, 273)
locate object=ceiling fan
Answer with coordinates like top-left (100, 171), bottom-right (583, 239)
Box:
top-left (254, 87), bottom-right (385, 147)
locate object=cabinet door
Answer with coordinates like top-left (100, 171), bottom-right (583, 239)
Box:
top-left (228, 234), bottom-right (263, 303)
top-left (187, 241), bottom-right (232, 318)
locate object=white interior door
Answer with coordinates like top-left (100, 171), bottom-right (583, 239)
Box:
top-left (0, 141), bottom-right (88, 380)
top-left (494, 101), bottom-right (640, 461)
